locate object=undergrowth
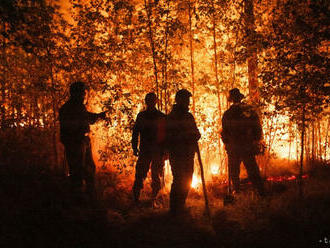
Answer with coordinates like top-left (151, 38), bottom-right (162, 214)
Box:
top-left (1, 158), bottom-right (330, 248)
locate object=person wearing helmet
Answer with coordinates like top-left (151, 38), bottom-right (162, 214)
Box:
top-left (221, 88), bottom-right (265, 197)
top-left (59, 81), bottom-right (106, 198)
top-left (131, 92), bottom-right (166, 206)
top-left (166, 89), bottom-right (201, 215)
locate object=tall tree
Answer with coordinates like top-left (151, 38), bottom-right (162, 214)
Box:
top-left (260, 0), bottom-right (330, 193)
top-left (244, 0), bottom-right (259, 104)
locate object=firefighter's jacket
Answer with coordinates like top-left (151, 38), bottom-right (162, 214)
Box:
top-left (166, 104), bottom-right (201, 157)
top-left (221, 103), bottom-right (262, 155)
top-left (59, 98), bottom-right (100, 145)
top-left (132, 108), bottom-right (166, 153)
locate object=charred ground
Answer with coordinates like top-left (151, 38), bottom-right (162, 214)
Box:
top-left (1, 161), bottom-right (330, 248)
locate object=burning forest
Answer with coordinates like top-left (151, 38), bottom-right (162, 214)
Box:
top-left (0, 0), bottom-right (329, 248)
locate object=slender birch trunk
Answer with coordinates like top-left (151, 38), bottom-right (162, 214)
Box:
top-left (299, 105), bottom-right (306, 198)
top-left (1, 22), bottom-right (7, 128)
top-left (188, 0), bottom-right (196, 115)
top-left (211, 0), bottom-right (222, 164)
top-left (163, 0), bottom-right (170, 114)
top-left (144, 0), bottom-right (159, 104)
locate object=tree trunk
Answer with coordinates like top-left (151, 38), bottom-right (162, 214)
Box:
top-left (305, 126), bottom-right (310, 164)
top-left (324, 117), bottom-right (329, 161)
top-left (299, 106), bottom-right (305, 198)
top-left (163, 0), bottom-right (170, 114)
top-left (1, 21), bottom-right (7, 128)
top-left (49, 59), bottom-right (59, 169)
top-left (317, 120), bottom-right (322, 161)
top-left (288, 122), bottom-right (293, 164)
top-left (245, 0), bottom-right (259, 104)
top-left (188, 1), bottom-right (196, 115)
top-left (211, 0), bottom-right (222, 164)
top-left (311, 121), bottom-right (315, 162)
top-left (144, 0), bottom-right (159, 104)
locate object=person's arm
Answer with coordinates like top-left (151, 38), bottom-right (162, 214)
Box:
top-left (59, 107), bottom-right (66, 144)
top-left (86, 110), bottom-right (106, 124)
top-left (252, 112), bottom-right (263, 141)
top-left (221, 113), bottom-right (229, 144)
top-left (132, 113), bottom-right (142, 156)
top-left (192, 118), bottom-right (201, 142)
top-left (188, 114), bottom-right (201, 142)
top-left (164, 115), bottom-right (172, 151)
top-left (157, 114), bottom-right (167, 145)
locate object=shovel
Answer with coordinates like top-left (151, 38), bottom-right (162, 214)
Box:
top-left (223, 159), bottom-right (235, 206)
top-left (196, 144), bottom-right (211, 219)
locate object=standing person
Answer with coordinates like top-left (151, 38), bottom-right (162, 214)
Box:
top-left (167, 89), bottom-right (201, 215)
top-left (59, 81), bottom-right (106, 197)
top-left (221, 88), bottom-right (265, 197)
top-left (132, 92), bottom-right (166, 205)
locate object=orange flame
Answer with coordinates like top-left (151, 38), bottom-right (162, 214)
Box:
top-left (191, 174), bottom-right (201, 189)
top-left (210, 163), bottom-right (220, 175)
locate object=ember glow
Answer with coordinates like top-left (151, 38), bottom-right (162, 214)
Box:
top-left (267, 174), bottom-right (308, 182)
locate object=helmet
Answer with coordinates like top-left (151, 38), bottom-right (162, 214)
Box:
top-left (228, 88), bottom-right (244, 102)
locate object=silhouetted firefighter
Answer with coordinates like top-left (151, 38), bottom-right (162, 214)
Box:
top-left (59, 82), bottom-right (106, 197)
top-left (166, 89), bottom-right (201, 215)
top-left (132, 93), bottom-right (166, 205)
top-left (221, 88), bottom-right (265, 197)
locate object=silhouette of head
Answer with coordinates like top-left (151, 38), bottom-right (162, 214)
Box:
top-left (175, 89), bottom-right (192, 109)
top-left (70, 81), bottom-right (86, 101)
top-left (228, 88), bottom-right (244, 103)
top-left (145, 92), bottom-right (157, 108)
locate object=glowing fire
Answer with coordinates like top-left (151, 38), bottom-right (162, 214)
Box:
top-left (267, 174), bottom-right (308, 182)
top-left (210, 163), bottom-right (220, 175)
top-left (191, 174), bottom-right (201, 189)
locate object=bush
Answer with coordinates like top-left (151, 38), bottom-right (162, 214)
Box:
top-left (0, 127), bottom-right (56, 168)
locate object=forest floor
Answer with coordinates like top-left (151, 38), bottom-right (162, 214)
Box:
top-left (1, 162), bottom-right (330, 248)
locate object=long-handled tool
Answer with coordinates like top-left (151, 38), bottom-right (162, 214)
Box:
top-left (63, 150), bottom-right (69, 177)
top-left (223, 158), bottom-right (235, 205)
top-left (196, 144), bottom-right (211, 219)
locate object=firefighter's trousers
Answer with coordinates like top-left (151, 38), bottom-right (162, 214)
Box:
top-left (133, 150), bottom-right (164, 200)
top-left (64, 137), bottom-right (95, 193)
top-left (228, 153), bottom-right (265, 196)
top-left (169, 153), bottom-right (194, 214)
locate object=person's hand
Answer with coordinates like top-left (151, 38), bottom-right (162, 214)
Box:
top-left (133, 148), bottom-right (139, 157)
top-left (99, 111), bottom-right (107, 120)
top-left (162, 151), bottom-right (169, 161)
